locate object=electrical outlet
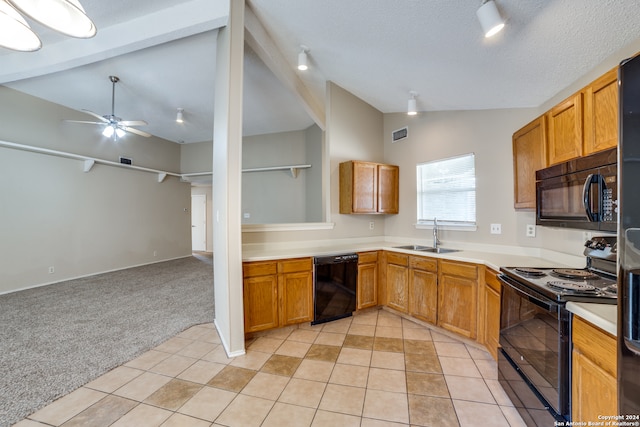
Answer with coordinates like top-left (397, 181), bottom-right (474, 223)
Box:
top-left (48, 266), bottom-right (54, 274)
top-left (369, 221), bottom-right (375, 230)
top-left (153, 251), bottom-right (157, 257)
top-left (490, 223), bottom-right (502, 234)
top-left (583, 231), bottom-right (593, 241)
top-left (243, 212), bottom-right (251, 219)
top-left (526, 224), bottom-right (536, 237)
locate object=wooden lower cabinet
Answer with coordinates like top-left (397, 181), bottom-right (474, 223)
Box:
top-left (437, 259), bottom-right (479, 339)
top-left (480, 268), bottom-right (501, 360)
top-left (243, 257), bottom-right (312, 333)
top-left (357, 251), bottom-right (378, 310)
top-left (572, 315), bottom-right (617, 422)
top-left (409, 256), bottom-right (438, 324)
top-left (385, 252), bottom-right (409, 313)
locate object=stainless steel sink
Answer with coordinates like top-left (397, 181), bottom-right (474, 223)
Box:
top-left (393, 245), bottom-right (432, 251)
top-left (418, 247), bottom-right (460, 254)
top-left (393, 245), bottom-right (460, 254)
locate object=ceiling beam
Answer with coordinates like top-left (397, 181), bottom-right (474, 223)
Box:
top-left (244, 3), bottom-right (325, 130)
top-left (0, 0), bottom-right (229, 84)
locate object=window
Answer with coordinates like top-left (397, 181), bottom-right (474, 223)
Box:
top-left (416, 153), bottom-right (476, 228)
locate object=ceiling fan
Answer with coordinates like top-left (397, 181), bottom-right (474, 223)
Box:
top-left (66, 75), bottom-right (151, 140)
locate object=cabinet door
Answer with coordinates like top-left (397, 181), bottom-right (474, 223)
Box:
top-left (377, 164), bottom-right (399, 214)
top-left (483, 283), bottom-right (501, 360)
top-left (513, 116), bottom-right (547, 210)
top-left (386, 263), bottom-right (409, 313)
top-left (584, 67), bottom-right (618, 155)
top-left (438, 261), bottom-right (478, 339)
top-left (243, 275), bottom-right (279, 333)
top-left (409, 268), bottom-right (437, 324)
top-left (357, 261), bottom-right (378, 310)
top-left (279, 270), bottom-right (313, 325)
top-left (340, 161), bottom-right (376, 214)
top-left (547, 93), bottom-right (583, 165)
top-left (572, 350), bottom-right (617, 422)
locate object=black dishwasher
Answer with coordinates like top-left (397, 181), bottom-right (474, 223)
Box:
top-left (312, 253), bottom-right (358, 325)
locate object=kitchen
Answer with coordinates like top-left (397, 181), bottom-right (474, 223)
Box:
top-left (2, 1), bottom-right (640, 425)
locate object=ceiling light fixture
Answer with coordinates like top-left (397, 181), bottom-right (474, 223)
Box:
top-left (0, 0), bottom-right (96, 52)
top-left (0, 1), bottom-right (41, 51)
top-left (407, 91), bottom-right (418, 116)
top-left (476, 0), bottom-right (505, 38)
top-left (176, 108), bottom-right (184, 123)
top-left (297, 45), bottom-right (309, 71)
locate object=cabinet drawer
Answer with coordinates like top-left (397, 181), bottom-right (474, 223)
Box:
top-left (410, 256), bottom-right (437, 272)
top-left (358, 251), bottom-right (378, 264)
top-left (439, 260), bottom-right (478, 279)
top-left (485, 268), bottom-right (501, 293)
top-left (573, 315), bottom-right (616, 377)
top-left (243, 261), bottom-right (277, 277)
top-left (278, 257), bottom-right (312, 274)
top-left (386, 252), bottom-right (408, 266)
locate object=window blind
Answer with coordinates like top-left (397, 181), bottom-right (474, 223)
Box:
top-left (416, 153), bottom-right (476, 226)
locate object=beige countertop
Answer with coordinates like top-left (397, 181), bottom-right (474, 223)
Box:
top-left (242, 237), bottom-right (617, 334)
top-left (242, 238), bottom-right (583, 271)
top-left (566, 301), bottom-right (617, 336)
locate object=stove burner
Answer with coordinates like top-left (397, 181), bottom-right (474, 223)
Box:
top-left (552, 269), bottom-right (599, 280)
top-left (547, 281), bottom-right (598, 292)
top-left (514, 267), bottom-right (546, 276)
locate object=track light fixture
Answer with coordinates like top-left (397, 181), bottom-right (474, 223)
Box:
top-left (476, 0), bottom-right (505, 38)
top-left (298, 45), bottom-right (309, 71)
top-left (407, 91), bottom-right (418, 116)
top-left (176, 108), bottom-right (184, 123)
top-left (0, 0), bottom-right (96, 52)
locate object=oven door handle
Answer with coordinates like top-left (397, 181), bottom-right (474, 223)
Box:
top-left (498, 274), bottom-right (558, 311)
top-left (582, 173), bottom-right (601, 222)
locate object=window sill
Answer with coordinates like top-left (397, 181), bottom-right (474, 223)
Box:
top-left (415, 223), bottom-right (477, 232)
top-left (242, 222), bottom-right (335, 232)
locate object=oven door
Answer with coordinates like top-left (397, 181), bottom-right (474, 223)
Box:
top-left (498, 274), bottom-right (570, 425)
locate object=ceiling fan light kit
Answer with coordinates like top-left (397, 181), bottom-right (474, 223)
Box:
top-left (65, 75), bottom-right (151, 141)
top-left (0, 1), bottom-right (41, 51)
top-left (8, 0), bottom-right (96, 38)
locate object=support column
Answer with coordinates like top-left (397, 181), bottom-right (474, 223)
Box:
top-left (213, 0), bottom-right (245, 356)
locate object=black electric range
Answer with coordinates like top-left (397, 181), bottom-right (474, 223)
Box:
top-left (499, 236), bottom-right (618, 304)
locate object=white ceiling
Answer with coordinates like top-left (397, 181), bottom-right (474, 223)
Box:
top-left (2, 0), bottom-right (640, 144)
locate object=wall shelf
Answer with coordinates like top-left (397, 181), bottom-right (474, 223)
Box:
top-left (242, 164), bottom-right (311, 178)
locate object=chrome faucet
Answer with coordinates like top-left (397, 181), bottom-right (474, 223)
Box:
top-left (433, 218), bottom-right (441, 249)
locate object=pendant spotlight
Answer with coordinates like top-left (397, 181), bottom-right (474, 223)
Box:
top-left (176, 108), bottom-right (184, 123)
top-left (298, 45), bottom-right (309, 71)
top-left (476, 0), bottom-right (505, 38)
top-left (407, 91), bottom-right (418, 116)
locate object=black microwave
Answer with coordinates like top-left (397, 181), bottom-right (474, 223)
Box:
top-left (536, 148), bottom-right (617, 231)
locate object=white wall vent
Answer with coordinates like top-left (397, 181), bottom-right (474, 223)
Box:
top-left (392, 126), bottom-right (408, 143)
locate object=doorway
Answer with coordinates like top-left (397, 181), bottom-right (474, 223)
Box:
top-left (191, 194), bottom-right (207, 251)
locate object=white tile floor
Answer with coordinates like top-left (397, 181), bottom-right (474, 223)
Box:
top-left (15, 308), bottom-right (527, 427)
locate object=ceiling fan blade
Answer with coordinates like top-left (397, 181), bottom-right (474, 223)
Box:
top-left (81, 109), bottom-right (110, 122)
top-left (122, 126), bottom-right (151, 137)
top-left (119, 120), bottom-right (148, 127)
top-left (64, 120), bottom-right (105, 125)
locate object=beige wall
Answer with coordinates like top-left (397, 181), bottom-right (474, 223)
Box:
top-left (0, 87), bottom-right (191, 294)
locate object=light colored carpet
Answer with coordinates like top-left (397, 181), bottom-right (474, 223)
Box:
top-left (0, 254), bottom-right (214, 427)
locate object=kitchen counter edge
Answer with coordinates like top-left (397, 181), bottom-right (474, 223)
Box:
top-left (566, 301), bottom-right (617, 336)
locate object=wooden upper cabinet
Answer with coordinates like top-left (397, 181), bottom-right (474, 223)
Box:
top-left (377, 164), bottom-right (399, 214)
top-left (340, 160), bottom-right (399, 214)
top-left (583, 67), bottom-right (619, 155)
top-left (512, 115), bottom-right (547, 210)
top-left (547, 92), bottom-right (583, 165)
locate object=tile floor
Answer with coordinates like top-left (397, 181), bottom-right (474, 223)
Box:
top-left (15, 308), bottom-right (526, 427)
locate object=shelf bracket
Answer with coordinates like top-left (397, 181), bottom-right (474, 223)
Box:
top-left (83, 159), bottom-right (95, 173)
